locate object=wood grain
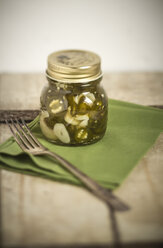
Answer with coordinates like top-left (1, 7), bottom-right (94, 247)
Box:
top-left (0, 110), bottom-right (40, 122)
top-left (0, 73), bottom-right (163, 247)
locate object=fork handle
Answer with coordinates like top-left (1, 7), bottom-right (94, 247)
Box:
top-left (44, 150), bottom-right (129, 211)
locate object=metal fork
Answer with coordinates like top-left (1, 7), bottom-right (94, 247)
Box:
top-left (6, 118), bottom-right (129, 211)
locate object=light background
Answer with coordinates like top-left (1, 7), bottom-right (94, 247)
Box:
top-left (0, 0), bottom-right (163, 72)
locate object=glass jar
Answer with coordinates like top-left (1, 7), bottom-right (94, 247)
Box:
top-left (40, 50), bottom-right (108, 146)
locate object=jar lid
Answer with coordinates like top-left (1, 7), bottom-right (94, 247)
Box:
top-left (46, 49), bottom-right (102, 83)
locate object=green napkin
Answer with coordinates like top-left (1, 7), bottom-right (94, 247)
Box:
top-left (0, 99), bottom-right (163, 190)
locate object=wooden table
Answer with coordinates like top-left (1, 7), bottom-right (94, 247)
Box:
top-left (0, 73), bottom-right (163, 247)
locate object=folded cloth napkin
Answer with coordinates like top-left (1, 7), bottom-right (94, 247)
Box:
top-left (0, 99), bottom-right (163, 189)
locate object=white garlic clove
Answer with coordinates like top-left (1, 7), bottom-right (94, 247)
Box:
top-left (82, 92), bottom-right (95, 107)
top-left (40, 111), bottom-right (57, 140)
top-left (53, 123), bottom-right (70, 143)
top-left (78, 119), bottom-right (87, 127)
top-left (86, 93), bottom-right (95, 102)
top-left (79, 119), bottom-right (89, 127)
top-left (75, 114), bottom-right (89, 121)
top-left (76, 114), bottom-right (89, 127)
top-left (41, 110), bottom-right (49, 119)
top-left (64, 107), bottom-right (79, 125)
top-left (74, 95), bottom-right (79, 104)
top-left (73, 94), bottom-right (82, 104)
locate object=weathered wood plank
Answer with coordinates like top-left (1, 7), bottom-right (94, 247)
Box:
top-left (0, 110), bottom-right (40, 122)
top-left (102, 72), bottom-right (163, 106)
top-left (0, 73), bottom-right (45, 110)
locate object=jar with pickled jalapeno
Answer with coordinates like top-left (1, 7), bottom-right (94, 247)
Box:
top-left (40, 49), bottom-right (108, 146)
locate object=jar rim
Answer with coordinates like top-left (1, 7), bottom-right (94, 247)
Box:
top-left (46, 49), bottom-right (102, 83)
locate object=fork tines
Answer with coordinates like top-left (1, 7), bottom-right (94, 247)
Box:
top-left (6, 118), bottom-right (41, 151)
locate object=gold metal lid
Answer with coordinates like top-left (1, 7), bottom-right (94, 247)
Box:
top-left (46, 49), bottom-right (102, 83)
